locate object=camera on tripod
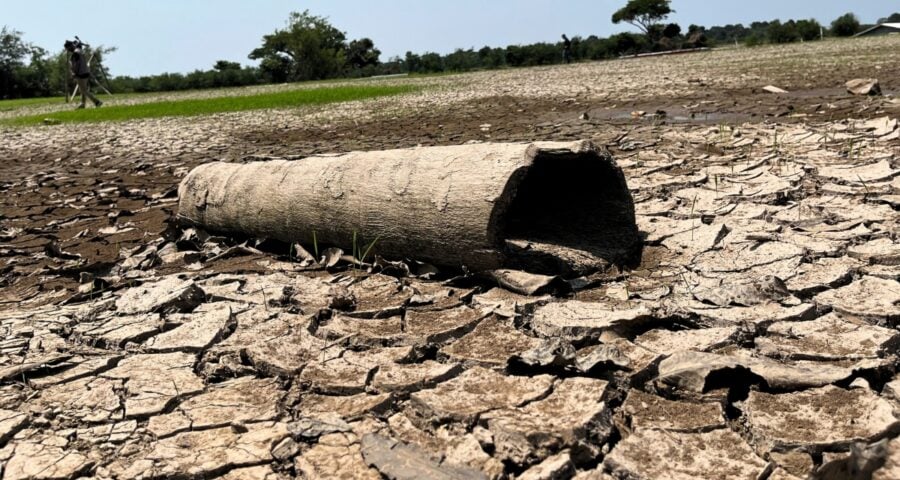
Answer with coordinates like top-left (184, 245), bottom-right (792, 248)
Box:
top-left (64, 36), bottom-right (90, 51)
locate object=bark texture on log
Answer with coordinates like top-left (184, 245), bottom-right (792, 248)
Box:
top-left (177, 141), bottom-right (638, 274)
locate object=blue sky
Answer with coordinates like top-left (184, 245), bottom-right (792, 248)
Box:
top-left (4, 1), bottom-right (895, 76)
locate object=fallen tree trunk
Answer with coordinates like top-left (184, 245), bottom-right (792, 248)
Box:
top-left (177, 140), bottom-right (639, 274)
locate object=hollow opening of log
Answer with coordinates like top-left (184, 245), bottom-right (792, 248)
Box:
top-left (496, 151), bottom-right (640, 275)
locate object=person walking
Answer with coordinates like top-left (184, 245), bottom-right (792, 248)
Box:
top-left (561, 34), bottom-right (573, 64)
top-left (64, 40), bottom-right (102, 109)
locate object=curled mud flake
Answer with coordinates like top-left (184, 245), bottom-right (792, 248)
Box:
top-left (848, 238), bottom-right (900, 266)
top-left (741, 386), bottom-right (898, 452)
top-left (634, 326), bottom-right (740, 354)
top-left (144, 303), bottom-right (236, 352)
top-left (617, 389), bottom-right (724, 433)
top-left (294, 432), bottom-right (382, 480)
top-left (360, 433), bottom-right (489, 480)
top-left (604, 429), bottom-right (768, 480)
top-left (483, 377), bottom-right (611, 465)
top-left (106, 421), bottom-right (290, 479)
top-left (530, 300), bottom-right (654, 341)
top-left (409, 367), bottom-right (554, 426)
top-left (517, 451), bottom-right (575, 480)
top-left (114, 276), bottom-right (205, 315)
top-left (294, 392), bottom-right (393, 421)
top-left (440, 316), bottom-right (542, 367)
top-left (756, 313), bottom-right (900, 361)
top-left (371, 361), bottom-right (463, 394)
top-left (814, 276), bottom-right (900, 324)
top-left (655, 350), bottom-right (881, 393)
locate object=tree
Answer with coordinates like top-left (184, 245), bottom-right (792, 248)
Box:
top-left (249, 10), bottom-right (348, 82)
top-left (0, 27), bottom-right (31, 70)
top-left (213, 60), bottom-right (242, 71)
top-left (877, 13), bottom-right (900, 24)
top-left (767, 20), bottom-right (799, 44)
top-left (795, 19), bottom-right (822, 41)
top-left (0, 26), bottom-right (33, 98)
top-left (346, 38), bottom-right (380, 70)
top-left (683, 25), bottom-right (708, 47)
top-left (831, 13), bottom-right (861, 37)
top-left (612, 0), bottom-right (673, 37)
top-left (662, 23), bottom-right (682, 38)
top-left (404, 51), bottom-right (422, 73)
top-left (609, 32), bottom-right (646, 55)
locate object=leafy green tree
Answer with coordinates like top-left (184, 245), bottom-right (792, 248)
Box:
top-left (767, 20), bottom-right (799, 44)
top-left (43, 50), bottom-right (71, 95)
top-left (477, 46), bottom-right (506, 68)
top-left (444, 48), bottom-right (480, 71)
top-left (609, 32), bottom-right (647, 55)
top-left (831, 13), bottom-right (861, 37)
top-left (662, 23), bottom-right (682, 38)
top-left (795, 19), bottom-right (822, 41)
top-left (612, 0), bottom-right (673, 37)
top-left (346, 38), bottom-right (380, 70)
top-left (249, 10), bottom-right (348, 82)
top-left (0, 27), bottom-right (31, 69)
top-left (419, 52), bottom-right (445, 72)
top-left (0, 26), bottom-right (34, 98)
top-left (404, 51), bottom-right (423, 73)
top-left (18, 46), bottom-right (51, 95)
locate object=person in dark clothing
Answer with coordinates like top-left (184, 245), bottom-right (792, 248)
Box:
top-left (64, 40), bottom-right (102, 109)
top-left (561, 34), bottom-right (573, 64)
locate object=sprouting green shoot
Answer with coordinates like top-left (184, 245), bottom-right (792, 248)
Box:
top-left (360, 235), bottom-right (381, 265)
top-left (858, 174), bottom-right (871, 199)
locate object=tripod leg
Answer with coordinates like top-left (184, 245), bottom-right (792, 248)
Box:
top-left (97, 84), bottom-right (112, 96)
top-left (92, 77), bottom-right (112, 96)
top-left (65, 53), bottom-right (71, 103)
top-left (98, 67), bottom-right (114, 95)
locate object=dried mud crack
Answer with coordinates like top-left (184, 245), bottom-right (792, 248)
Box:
top-left (1, 37), bottom-right (900, 479)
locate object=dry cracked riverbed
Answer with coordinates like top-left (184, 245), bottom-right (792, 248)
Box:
top-left (1, 38), bottom-right (900, 479)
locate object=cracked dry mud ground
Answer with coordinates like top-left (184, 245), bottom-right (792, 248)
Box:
top-left (1, 38), bottom-right (900, 479)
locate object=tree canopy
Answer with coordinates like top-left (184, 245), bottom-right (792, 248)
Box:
top-left (831, 13), bottom-right (861, 37)
top-left (249, 11), bottom-right (348, 82)
top-left (0, 26), bottom-right (38, 98)
top-left (877, 13), bottom-right (900, 24)
top-left (248, 10), bottom-right (382, 83)
top-left (612, 0), bottom-right (674, 35)
top-left (346, 38), bottom-right (381, 70)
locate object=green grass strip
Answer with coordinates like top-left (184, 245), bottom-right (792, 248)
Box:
top-left (0, 96), bottom-right (68, 111)
top-left (3, 84), bottom-right (417, 126)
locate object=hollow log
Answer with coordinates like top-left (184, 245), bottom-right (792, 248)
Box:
top-left (177, 141), bottom-right (639, 274)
